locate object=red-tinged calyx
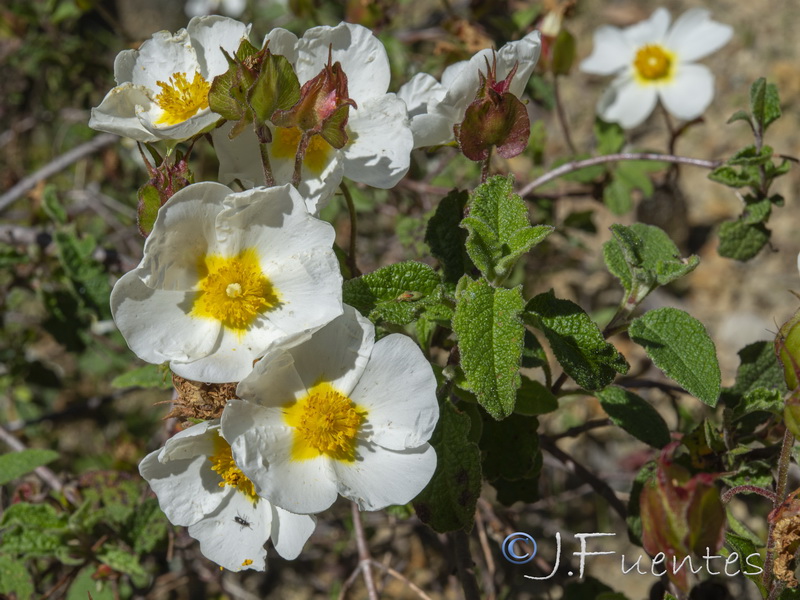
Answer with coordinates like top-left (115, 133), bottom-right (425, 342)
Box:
top-left (271, 47), bottom-right (357, 149)
top-left (454, 54), bottom-right (530, 162)
top-left (137, 147), bottom-right (194, 237)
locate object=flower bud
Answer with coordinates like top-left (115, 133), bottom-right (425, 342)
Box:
top-left (454, 55), bottom-right (531, 162)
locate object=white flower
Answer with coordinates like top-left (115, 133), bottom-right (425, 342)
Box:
top-left (212, 22), bottom-right (414, 214)
top-left (185, 0), bottom-right (247, 18)
top-left (89, 16), bottom-right (251, 143)
top-left (396, 31), bottom-right (541, 149)
top-left (111, 181), bottom-right (342, 383)
top-left (221, 305), bottom-right (439, 514)
top-left (580, 8), bottom-right (733, 129)
top-left (139, 420), bottom-right (316, 571)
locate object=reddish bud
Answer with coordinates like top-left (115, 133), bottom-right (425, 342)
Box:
top-left (137, 148), bottom-right (194, 237)
top-left (454, 55), bottom-right (530, 162)
top-left (271, 46), bottom-right (357, 149)
top-left (639, 442), bottom-right (726, 594)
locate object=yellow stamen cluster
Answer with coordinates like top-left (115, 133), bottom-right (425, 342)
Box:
top-left (633, 44), bottom-right (673, 81)
top-left (154, 71), bottom-right (211, 126)
top-left (191, 248), bottom-right (279, 332)
top-left (208, 434), bottom-right (258, 503)
top-left (284, 383), bottom-right (366, 462)
top-left (272, 127), bottom-right (333, 175)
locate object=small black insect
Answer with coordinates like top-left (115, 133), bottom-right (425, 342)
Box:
top-left (234, 514), bottom-right (252, 530)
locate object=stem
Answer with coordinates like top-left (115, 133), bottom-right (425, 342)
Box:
top-left (549, 418), bottom-right (612, 441)
top-left (553, 74), bottom-right (577, 155)
top-left (539, 436), bottom-right (627, 521)
top-left (516, 152), bottom-right (722, 198)
top-left (258, 142), bottom-right (275, 187)
top-left (721, 485), bottom-right (778, 504)
top-left (367, 560), bottom-right (434, 600)
top-left (763, 428), bottom-right (795, 590)
top-left (481, 148), bottom-right (492, 184)
top-left (0, 133), bottom-right (118, 213)
top-left (339, 182), bottom-right (361, 277)
top-left (449, 529), bottom-right (481, 600)
top-left (292, 132), bottom-right (311, 188)
top-left (351, 502), bottom-right (380, 600)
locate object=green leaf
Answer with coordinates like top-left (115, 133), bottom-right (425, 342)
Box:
top-left (66, 566), bottom-right (115, 600)
top-left (720, 460), bottom-right (773, 490)
top-left (54, 230), bottom-right (112, 319)
top-left (129, 498), bottom-right (168, 554)
top-left (413, 402), bottom-right (481, 533)
top-left (425, 189), bottom-right (471, 285)
top-left (628, 308), bottom-right (721, 406)
top-left (0, 503), bottom-right (69, 558)
top-left (742, 196), bottom-right (772, 224)
top-left (717, 219), bottom-right (770, 261)
top-left (627, 461), bottom-right (656, 545)
top-left (97, 545), bottom-right (146, 577)
top-left (603, 177), bottom-right (633, 215)
top-left (42, 184), bottom-right (67, 224)
top-left (453, 278), bottom-right (525, 419)
top-left (515, 377), bottom-right (557, 416)
top-left (343, 261), bottom-right (443, 325)
top-left (603, 223), bottom-right (699, 300)
top-left (721, 342), bottom-right (787, 410)
top-left (0, 448), bottom-right (59, 486)
top-left (708, 165), bottom-right (761, 189)
top-left (595, 119), bottom-right (625, 155)
top-left (727, 109), bottom-right (752, 127)
top-left (727, 144), bottom-right (774, 166)
top-left (597, 386), bottom-right (670, 448)
top-left (491, 472), bottom-right (540, 506)
top-left (525, 290), bottom-right (628, 390)
top-left (724, 532), bottom-right (766, 597)
top-left (0, 554), bottom-right (35, 599)
top-left (462, 175), bottom-right (553, 283)
top-left (111, 363), bottom-right (172, 390)
top-left (749, 77), bottom-right (781, 131)
top-left (480, 413), bottom-right (539, 481)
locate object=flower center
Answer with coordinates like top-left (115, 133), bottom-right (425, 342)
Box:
top-left (633, 44), bottom-right (673, 81)
top-left (191, 248), bottom-right (279, 332)
top-left (154, 71), bottom-right (211, 126)
top-left (283, 382), bottom-right (366, 462)
top-left (272, 127), bottom-right (333, 175)
top-left (209, 434), bottom-right (258, 503)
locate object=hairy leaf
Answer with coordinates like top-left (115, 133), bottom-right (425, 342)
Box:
top-left (597, 386), bottom-right (670, 448)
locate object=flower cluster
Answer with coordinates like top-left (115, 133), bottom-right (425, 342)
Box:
top-left (92, 5), bottom-right (734, 575)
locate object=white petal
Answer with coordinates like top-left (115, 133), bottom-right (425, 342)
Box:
top-left (665, 9), bottom-right (733, 63)
top-left (498, 30), bottom-right (542, 98)
top-left (227, 414), bottom-right (339, 514)
top-left (187, 489), bottom-right (271, 571)
top-left (658, 64), bottom-right (714, 121)
top-left (333, 442), bottom-right (437, 511)
top-left (263, 28), bottom-right (300, 65)
top-left (342, 94), bottom-right (413, 188)
top-left (113, 49), bottom-right (138, 85)
top-left (270, 507), bottom-right (316, 560)
top-left (88, 84), bottom-right (157, 142)
top-left (111, 272), bottom-right (221, 366)
top-left (127, 29), bottom-right (198, 91)
top-left (350, 334), bottom-right (438, 450)
top-left (622, 7), bottom-right (671, 47)
top-left (213, 124), bottom-right (264, 189)
top-left (186, 15), bottom-right (251, 78)
top-left (138, 181), bottom-right (230, 290)
top-left (217, 184), bottom-right (335, 262)
top-left (294, 22), bottom-right (390, 103)
top-left (396, 72), bottom-right (447, 119)
top-left (137, 106), bottom-right (219, 141)
top-left (287, 305), bottom-right (374, 396)
top-left (580, 26), bottom-right (633, 75)
top-left (234, 353), bottom-right (308, 410)
top-left (596, 76), bottom-right (659, 129)
top-left (139, 423), bottom-right (226, 526)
